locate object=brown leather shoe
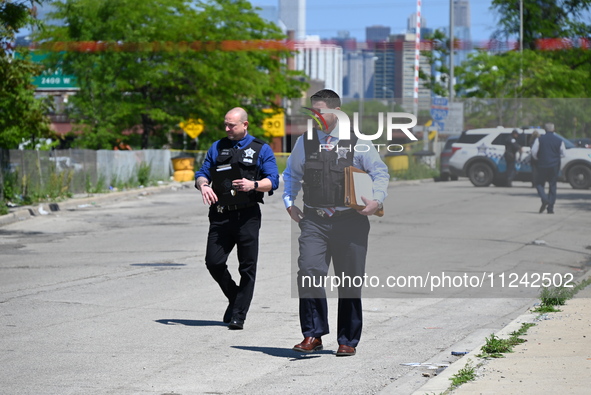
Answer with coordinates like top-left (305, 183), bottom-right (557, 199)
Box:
top-left (292, 337), bottom-right (323, 353)
top-left (336, 344), bottom-right (356, 356)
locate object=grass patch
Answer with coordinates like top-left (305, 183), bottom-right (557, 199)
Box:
top-left (531, 277), bottom-right (591, 313)
top-left (449, 359), bottom-right (477, 389)
top-left (275, 154), bottom-right (288, 174)
top-left (137, 161), bottom-right (152, 186)
top-left (85, 173), bottom-right (107, 194)
top-left (390, 159), bottom-right (438, 180)
top-left (1, 167), bottom-right (74, 208)
top-left (477, 323), bottom-right (536, 359)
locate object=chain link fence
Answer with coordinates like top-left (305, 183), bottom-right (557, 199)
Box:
top-left (0, 149), bottom-right (207, 197)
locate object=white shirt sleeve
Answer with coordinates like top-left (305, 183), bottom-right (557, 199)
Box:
top-left (531, 138), bottom-right (540, 160)
top-left (282, 136), bottom-right (305, 208)
top-left (560, 142), bottom-right (566, 157)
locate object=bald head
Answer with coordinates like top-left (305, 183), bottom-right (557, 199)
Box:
top-left (224, 107), bottom-right (249, 140)
top-left (226, 107), bottom-right (248, 122)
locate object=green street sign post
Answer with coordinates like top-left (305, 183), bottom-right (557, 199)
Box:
top-left (16, 51), bottom-right (78, 90)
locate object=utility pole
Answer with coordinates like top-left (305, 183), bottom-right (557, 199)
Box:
top-left (449, 0), bottom-right (454, 103)
top-left (413, 0), bottom-right (422, 118)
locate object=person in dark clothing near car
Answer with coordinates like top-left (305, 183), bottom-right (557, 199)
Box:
top-left (528, 130), bottom-right (540, 187)
top-left (531, 123), bottom-right (565, 214)
top-left (504, 129), bottom-right (522, 187)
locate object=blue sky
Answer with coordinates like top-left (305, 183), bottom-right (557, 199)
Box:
top-left (28, 0), bottom-right (498, 43)
top-left (252, 0), bottom-right (497, 42)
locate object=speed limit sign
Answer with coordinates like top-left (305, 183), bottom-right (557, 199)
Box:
top-left (262, 109), bottom-right (285, 137)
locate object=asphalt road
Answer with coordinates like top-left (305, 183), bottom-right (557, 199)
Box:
top-left (1, 179), bottom-right (590, 394)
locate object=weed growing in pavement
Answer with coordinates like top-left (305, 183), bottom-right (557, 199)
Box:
top-left (477, 323), bottom-right (536, 359)
top-left (390, 159), bottom-right (438, 180)
top-left (539, 285), bottom-right (574, 307)
top-left (1, 166), bottom-right (73, 209)
top-left (448, 359), bottom-right (477, 389)
top-left (85, 173), bottom-right (107, 194)
top-left (137, 161), bottom-right (152, 186)
top-left (478, 334), bottom-right (512, 358)
top-left (532, 278), bottom-right (591, 313)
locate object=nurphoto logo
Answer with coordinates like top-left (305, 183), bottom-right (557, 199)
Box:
top-left (301, 107), bottom-right (418, 153)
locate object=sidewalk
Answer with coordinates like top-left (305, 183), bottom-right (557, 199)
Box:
top-left (413, 278), bottom-right (591, 395)
top-left (0, 181), bottom-right (191, 227)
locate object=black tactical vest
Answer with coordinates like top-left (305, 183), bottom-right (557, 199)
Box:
top-left (302, 131), bottom-right (358, 207)
top-left (214, 137), bottom-right (266, 204)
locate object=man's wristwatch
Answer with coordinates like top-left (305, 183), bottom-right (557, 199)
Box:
top-left (374, 199), bottom-right (383, 210)
top-left (253, 181), bottom-right (259, 190)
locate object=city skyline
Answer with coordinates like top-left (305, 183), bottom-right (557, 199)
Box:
top-left (254, 0), bottom-right (495, 42)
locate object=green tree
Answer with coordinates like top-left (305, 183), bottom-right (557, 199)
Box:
top-left (1, 0), bottom-right (52, 149)
top-left (490, 0), bottom-right (591, 96)
top-left (455, 50), bottom-right (589, 127)
top-left (38, 0), bottom-right (307, 149)
top-left (418, 29), bottom-right (453, 98)
top-left (491, 0), bottom-right (591, 50)
top-left (456, 50), bottom-right (587, 99)
top-left (1, 0), bottom-right (53, 209)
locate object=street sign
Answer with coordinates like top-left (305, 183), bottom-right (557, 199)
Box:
top-left (16, 51), bottom-right (79, 90)
top-left (262, 109), bottom-right (285, 137)
top-left (430, 108), bottom-right (448, 121)
top-left (180, 118), bottom-right (204, 139)
top-left (430, 97), bottom-right (448, 121)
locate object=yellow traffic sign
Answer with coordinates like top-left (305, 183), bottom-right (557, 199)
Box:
top-left (180, 118), bottom-right (204, 139)
top-left (262, 109), bottom-right (285, 137)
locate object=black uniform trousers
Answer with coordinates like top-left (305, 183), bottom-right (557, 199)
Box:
top-left (205, 204), bottom-right (261, 321)
top-left (297, 209), bottom-right (370, 348)
top-left (504, 154), bottom-right (517, 184)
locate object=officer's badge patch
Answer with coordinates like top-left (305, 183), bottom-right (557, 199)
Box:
top-left (336, 146), bottom-right (350, 160)
top-left (243, 148), bottom-right (256, 159)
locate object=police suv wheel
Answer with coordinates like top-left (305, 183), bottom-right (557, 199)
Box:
top-left (468, 162), bottom-right (494, 187)
top-left (567, 164), bottom-right (591, 189)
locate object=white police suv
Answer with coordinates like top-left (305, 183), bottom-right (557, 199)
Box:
top-left (448, 127), bottom-right (591, 189)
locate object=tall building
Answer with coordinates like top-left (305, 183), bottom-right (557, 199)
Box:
top-left (372, 42), bottom-right (396, 101)
top-left (393, 33), bottom-right (431, 112)
top-left (294, 37), bottom-right (343, 95)
top-left (446, 0), bottom-right (472, 65)
top-left (279, 0), bottom-right (306, 40)
top-left (366, 25), bottom-right (391, 43)
top-left (408, 13), bottom-right (433, 38)
top-left (343, 49), bottom-right (377, 99)
top-left (454, 0), bottom-right (470, 27)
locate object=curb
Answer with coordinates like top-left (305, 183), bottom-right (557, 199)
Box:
top-left (410, 267), bottom-right (591, 395)
top-left (409, 310), bottom-right (539, 395)
top-left (0, 181), bottom-right (193, 227)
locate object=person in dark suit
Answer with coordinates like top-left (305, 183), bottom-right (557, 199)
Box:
top-left (531, 123), bottom-right (565, 214)
top-left (282, 89), bottom-right (389, 356)
top-left (195, 107), bottom-right (279, 329)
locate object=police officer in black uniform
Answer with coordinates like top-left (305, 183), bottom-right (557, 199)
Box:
top-left (504, 129), bottom-right (522, 187)
top-left (195, 107), bottom-right (279, 330)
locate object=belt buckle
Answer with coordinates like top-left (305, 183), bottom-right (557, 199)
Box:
top-left (217, 205), bottom-right (225, 213)
top-left (316, 209), bottom-right (326, 218)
